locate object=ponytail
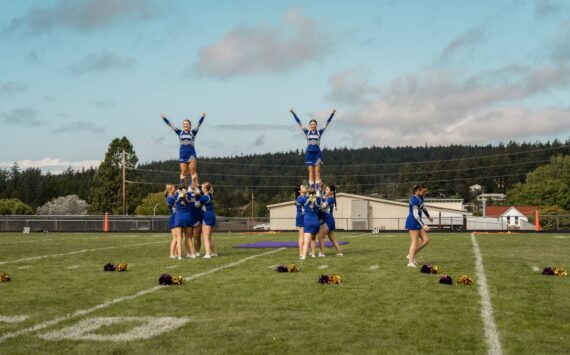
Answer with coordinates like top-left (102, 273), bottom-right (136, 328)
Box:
top-left (329, 184), bottom-right (337, 211)
top-left (410, 183), bottom-right (427, 194)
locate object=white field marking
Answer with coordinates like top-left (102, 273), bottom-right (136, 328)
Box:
top-left (268, 264), bottom-right (278, 269)
top-left (0, 247), bottom-right (286, 343)
top-left (166, 265), bottom-right (179, 269)
top-left (369, 265), bottom-right (379, 270)
top-left (342, 233), bottom-right (371, 239)
top-left (532, 266), bottom-right (540, 272)
top-left (66, 265), bottom-right (81, 270)
top-left (470, 233), bottom-right (503, 355)
top-left (0, 239), bottom-right (54, 245)
top-left (554, 236), bottom-right (569, 239)
top-left (0, 315), bottom-right (29, 323)
top-left (39, 317), bottom-right (189, 342)
top-left (17, 265), bottom-right (32, 270)
top-left (318, 264), bottom-right (328, 270)
top-left (0, 240), bottom-right (168, 266)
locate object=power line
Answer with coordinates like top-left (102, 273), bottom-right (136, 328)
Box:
top-left (128, 158), bottom-right (549, 178)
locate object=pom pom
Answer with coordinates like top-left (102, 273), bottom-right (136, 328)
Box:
top-left (430, 265), bottom-right (439, 274)
top-left (0, 272), bottom-right (11, 282)
top-left (159, 273), bottom-right (173, 285)
top-left (103, 263), bottom-right (116, 272)
top-left (554, 266), bottom-right (567, 277)
top-left (287, 264), bottom-right (299, 272)
top-left (276, 264), bottom-right (288, 273)
top-left (419, 264), bottom-right (432, 274)
top-left (439, 275), bottom-right (453, 285)
top-left (328, 274), bottom-right (342, 284)
top-left (116, 263), bottom-right (128, 272)
top-left (457, 275), bottom-right (473, 285)
top-left (318, 275), bottom-right (330, 284)
top-left (172, 276), bottom-right (185, 285)
top-left (542, 267), bottom-right (555, 276)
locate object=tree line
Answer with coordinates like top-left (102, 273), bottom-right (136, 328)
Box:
top-left (1, 137), bottom-right (569, 216)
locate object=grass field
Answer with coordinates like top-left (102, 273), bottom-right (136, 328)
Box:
top-left (1, 231), bottom-right (570, 354)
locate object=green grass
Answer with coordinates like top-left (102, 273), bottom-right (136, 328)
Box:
top-left (0, 231), bottom-right (569, 354)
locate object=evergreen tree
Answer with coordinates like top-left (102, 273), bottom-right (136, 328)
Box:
top-left (89, 137), bottom-right (142, 214)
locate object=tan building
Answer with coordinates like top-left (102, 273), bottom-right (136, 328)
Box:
top-left (267, 193), bottom-right (467, 231)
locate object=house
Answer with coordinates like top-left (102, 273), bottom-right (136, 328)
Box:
top-left (267, 192), bottom-right (467, 231)
top-left (485, 206), bottom-right (538, 228)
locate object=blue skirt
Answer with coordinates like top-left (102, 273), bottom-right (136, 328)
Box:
top-left (168, 214), bottom-right (176, 230)
top-left (295, 214), bottom-right (304, 228)
top-left (202, 211), bottom-right (216, 226)
top-left (174, 212), bottom-right (192, 228)
top-left (304, 216), bottom-right (320, 234)
top-left (305, 150), bottom-right (323, 166)
top-left (179, 147), bottom-right (197, 163)
top-left (324, 215), bottom-right (336, 231)
top-left (405, 215), bottom-right (422, 230)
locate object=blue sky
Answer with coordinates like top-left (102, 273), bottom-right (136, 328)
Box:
top-left (1, 0), bottom-right (570, 172)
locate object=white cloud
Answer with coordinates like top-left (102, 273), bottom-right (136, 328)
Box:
top-left (0, 158), bottom-right (101, 173)
top-left (192, 8), bottom-right (332, 78)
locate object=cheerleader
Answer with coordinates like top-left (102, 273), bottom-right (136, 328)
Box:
top-left (173, 185), bottom-right (196, 260)
top-left (318, 184), bottom-right (343, 257)
top-left (194, 182), bottom-right (216, 258)
top-left (405, 184), bottom-right (432, 267)
top-left (165, 184), bottom-right (178, 258)
top-left (161, 112), bottom-right (206, 187)
top-left (189, 192), bottom-right (203, 257)
top-left (297, 188), bottom-right (321, 260)
top-left (289, 108), bottom-right (335, 190)
top-left (294, 184), bottom-right (316, 257)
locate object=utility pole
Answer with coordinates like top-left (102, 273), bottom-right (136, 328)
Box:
top-left (251, 192), bottom-right (255, 222)
top-left (122, 150), bottom-right (127, 216)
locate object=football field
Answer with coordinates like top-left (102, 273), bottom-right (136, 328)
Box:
top-left (1, 231), bottom-right (569, 354)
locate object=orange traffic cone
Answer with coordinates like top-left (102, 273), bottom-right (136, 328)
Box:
top-left (104, 212), bottom-right (109, 233)
top-left (535, 209), bottom-right (540, 232)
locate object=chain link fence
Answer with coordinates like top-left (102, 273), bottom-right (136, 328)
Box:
top-left (1, 215), bottom-right (570, 233)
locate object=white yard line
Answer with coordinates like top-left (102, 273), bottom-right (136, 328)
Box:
top-left (0, 241), bottom-right (168, 266)
top-left (470, 233), bottom-right (503, 355)
top-left (0, 247), bottom-right (286, 343)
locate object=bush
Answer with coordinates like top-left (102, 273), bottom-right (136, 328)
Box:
top-left (37, 195), bottom-right (89, 215)
top-left (0, 198), bottom-right (34, 215)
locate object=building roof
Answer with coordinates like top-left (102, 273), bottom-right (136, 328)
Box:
top-left (267, 192), bottom-right (467, 214)
top-left (485, 206), bottom-right (538, 217)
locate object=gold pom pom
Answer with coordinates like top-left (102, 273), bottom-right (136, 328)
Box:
top-left (457, 276), bottom-right (473, 285)
top-left (554, 266), bottom-right (567, 277)
top-left (287, 264), bottom-right (299, 272)
top-left (172, 276), bottom-right (185, 285)
top-left (116, 263), bottom-right (128, 272)
top-left (0, 273), bottom-right (10, 282)
top-left (329, 274), bottom-right (342, 284)
top-left (430, 265), bottom-right (439, 274)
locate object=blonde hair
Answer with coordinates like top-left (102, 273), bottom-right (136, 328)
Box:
top-left (202, 182), bottom-right (213, 194)
top-left (164, 184), bottom-right (175, 197)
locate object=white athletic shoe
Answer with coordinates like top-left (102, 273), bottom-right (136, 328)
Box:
top-left (407, 262), bottom-right (417, 268)
top-left (318, 252), bottom-right (326, 257)
top-left (211, 253), bottom-right (218, 257)
top-left (186, 254), bottom-right (196, 259)
top-left (195, 253), bottom-right (201, 257)
top-left (177, 257), bottom-right (182, 260)
top-left (336, 253), bottom-right (344, 256)
top-left (299, 256), bottom-right (306, 260)
top-left (406, 256), bottom-right (417, 264)
top-left (169, 256), bottom-right (176, 259)
top-left (310, 254), bottom-right (316, 258)
top-left (203, 254), bottom-right (211, 259)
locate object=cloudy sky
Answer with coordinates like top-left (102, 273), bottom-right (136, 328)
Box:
top-left (1, 0), bottom-right (570, 172)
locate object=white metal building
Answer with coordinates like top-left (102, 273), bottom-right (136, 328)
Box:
top-left (267, 193), bottom-right (467, 231)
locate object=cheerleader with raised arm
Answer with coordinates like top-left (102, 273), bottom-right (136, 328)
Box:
top-left (289, 108), bottom-right (335, 190)
top-left (161, 112), bottom-right (206, 187)
top-left (405, 184), bottom-right (432, 267)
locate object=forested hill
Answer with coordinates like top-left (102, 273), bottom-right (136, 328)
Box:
top-left (1, 139), bottom-right (569, 216)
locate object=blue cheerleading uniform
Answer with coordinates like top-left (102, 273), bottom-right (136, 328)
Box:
top-left (166, 195), bottom-right (176, 230)
top-left (196, 193), bottom-right (216, 227)
top-left (291, 111), bottom-right (334, 166)
top-left (405, 195), bottom-right (431, 230)
top-left (297, 195), bottom-right (321, 234)
top-left (295, 198), bottom-right (304, 228)
top-left (321, 196), bottom-right (336, 231)
top-left (162, 115), bottom-right (205, 163)
top-left (173, 190), bottom-right (193, 228)
top-left (187, 192), bottom-right (201, 227)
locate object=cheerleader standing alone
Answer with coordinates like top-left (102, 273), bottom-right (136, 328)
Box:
top-left (405, 184), bottom-right (432, 267)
